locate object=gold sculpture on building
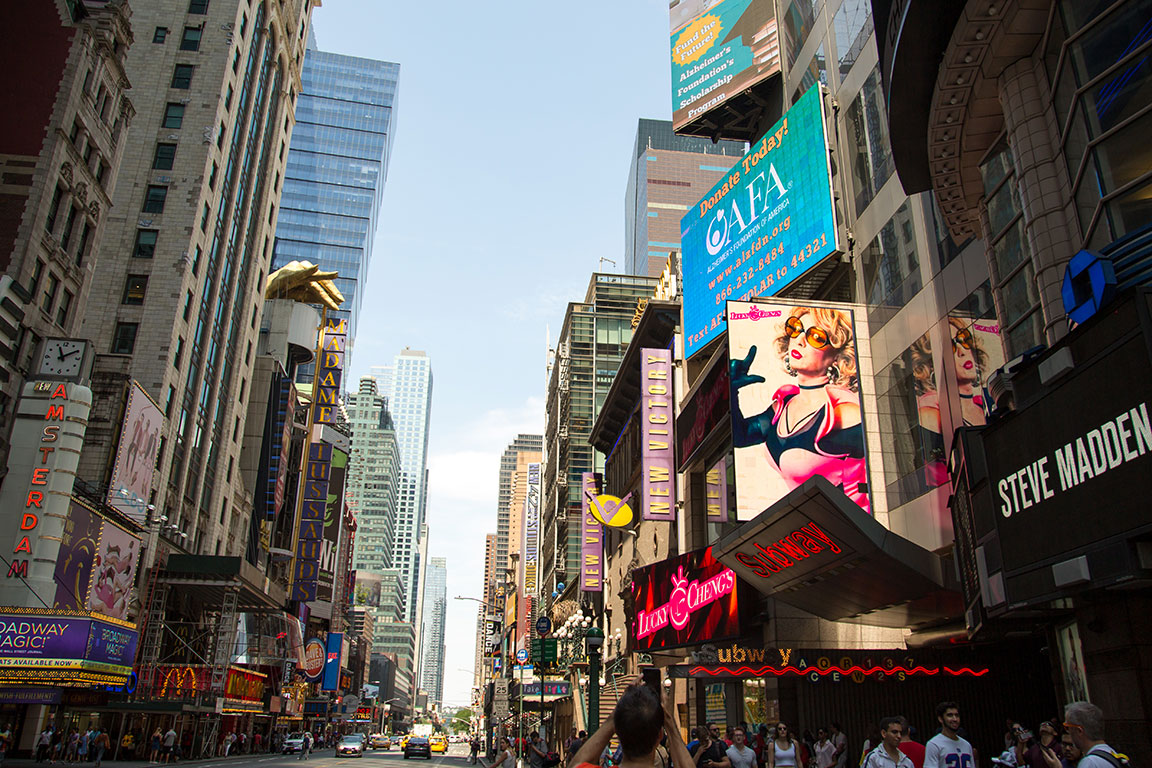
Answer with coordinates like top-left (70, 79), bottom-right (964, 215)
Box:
top-left (264, 260), bottom-right (345, 310)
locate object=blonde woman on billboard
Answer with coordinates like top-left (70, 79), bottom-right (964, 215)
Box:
top-left (730, 306), bottom-right (869, 512)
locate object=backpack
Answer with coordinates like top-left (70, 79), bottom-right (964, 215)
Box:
top-left (1087, 748), bottom-right (1130, 768)
top-left (544, 752), bottom-right (562, 768)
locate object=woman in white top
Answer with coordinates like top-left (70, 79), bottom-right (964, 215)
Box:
top-left (492, 738), bottom-right (514, 768)
top-left (767, 724), bottom-right (802, 768)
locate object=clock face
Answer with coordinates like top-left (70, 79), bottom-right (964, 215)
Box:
top-left (39, 338), bottom-right (86, 377)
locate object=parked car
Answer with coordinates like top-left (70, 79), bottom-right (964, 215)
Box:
top-left (336, 733), bottom-right (365, 758)
top-left (282, 733), bottom-right (313, 754)
top-left (404, 736), bottom-right (432, 760)
top-left (430, 735), bottom-right (448, 753)
top-left (370, 734), bottom-right (391, 749)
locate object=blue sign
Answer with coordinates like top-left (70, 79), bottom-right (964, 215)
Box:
top-left (1061, 249), bottom-right (1117, 325)
top-left (321, 632), bottom-right (342, 692)
top-left (516, 649), bottom-right (529, 664)
top-left (681, 85), bottom-right (841, 358)
top-left (535, 616), bottom-right (552, 636)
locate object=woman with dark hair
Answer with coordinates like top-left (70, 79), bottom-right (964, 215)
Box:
top-left (731, 306), bottom-right (868, 512)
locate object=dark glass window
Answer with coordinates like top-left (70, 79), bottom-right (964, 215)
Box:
top-left (153, 143), bottom-right (177, 170)
top-left (143, 186), bottom-right (168, 213)
top-left (162, 103), bottom-right (184, 129)
top-left (200, 202), bottom-right (210, 232)
top-left (74, 222), bottom-right (91, 266)
top-left (45, 185), bottom-right (63, 233)
top-left (56, 290), bottom-right (73, 327)
top-left (134, 229), bottom-right (158, 258)
top-left (59, 205), bottom-right (79, 250)
top-left (171, 64), bottom-right (194, 89)
top-left (208, 162), bottom-right (218, 190)
top-left (41, 273), bottom-right (59, 313)
top-left (188, 0), bottom-right (209, 12)
top-left (153, 27), bottom-right (168, 44)
top-left (122, 275), bottom-right (148, 305)
top-left (112, 323), bottom-right (138, 354)
top-left (180, 27), bottom-right (202, 51)
top-left (183, 290), bottom-right (194, 321)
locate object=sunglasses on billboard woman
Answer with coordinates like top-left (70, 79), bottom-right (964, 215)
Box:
top-left (784, 316), bottom-right (831, 349)
top-left (952, 327), bottom-right (974, 351)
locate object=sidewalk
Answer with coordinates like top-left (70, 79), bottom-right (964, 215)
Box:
top-left (2, 754), bottom-right (286, 768)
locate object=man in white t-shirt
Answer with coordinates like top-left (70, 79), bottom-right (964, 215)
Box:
top-left (829, 723), bottom-right (848, 768)
top-left (924, 702), bottom-right (974, 768)
top-left (1063, 701), bottom-right (1128, 768)
top-left (725, 727), bottom-right (757, 768)
top-left (813, 729), bottom-right (837, 768)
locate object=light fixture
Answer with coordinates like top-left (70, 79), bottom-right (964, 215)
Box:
top-left (663, 679), bottom-right (672, 689)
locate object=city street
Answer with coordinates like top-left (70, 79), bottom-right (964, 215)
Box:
top-left (2, 744), bottom-right (474, 768)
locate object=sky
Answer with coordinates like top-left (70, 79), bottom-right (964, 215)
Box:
top-left (311, 1), bottom-right (673, 707)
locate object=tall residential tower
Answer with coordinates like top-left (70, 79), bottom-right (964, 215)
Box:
top-left (420, 556), bottom-right (447, 707)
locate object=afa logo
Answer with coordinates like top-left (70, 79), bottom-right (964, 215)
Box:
top-left (585, 489), bottom-right (635, 528)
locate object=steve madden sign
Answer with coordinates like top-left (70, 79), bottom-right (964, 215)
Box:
top-left (996, 401), bottom-right (1152, 518)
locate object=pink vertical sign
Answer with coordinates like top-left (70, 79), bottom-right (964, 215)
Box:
top-left (580, 472), bottom-right (603, 592)
top-left (641, 348), bottom-right (676, 521)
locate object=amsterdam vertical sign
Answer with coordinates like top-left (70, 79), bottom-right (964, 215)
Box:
top-left (641, 348), bottom-right (676, 520)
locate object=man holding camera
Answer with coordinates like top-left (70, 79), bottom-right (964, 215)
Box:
top-left (569, 683), bottom-right (694, 768)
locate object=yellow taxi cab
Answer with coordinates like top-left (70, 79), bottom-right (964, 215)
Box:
top-left (400, 735), bottom-right (411, 751)
top-left (430, 735), bottom-right (448, 753)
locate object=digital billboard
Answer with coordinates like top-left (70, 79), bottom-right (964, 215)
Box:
top-left (630, 546), bottom-right (747, 652)
top-left (0, 611), bottom-right (138, 685)
top-left (670, 0), bottom-right (780, 132)
top-left (682, 85), bottom-right (840, 358)
top-left (727, 300), bottom-right (870, 519)
top-left (106, 382), bottom-right (163, 522)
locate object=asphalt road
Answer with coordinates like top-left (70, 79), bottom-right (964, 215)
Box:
top-left (5, 742), bottom-right (474, 768)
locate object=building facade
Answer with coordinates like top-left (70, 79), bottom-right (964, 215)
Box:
top-left (272, 47), bottom-right (399, 369)
top-left (420, 556), bottom-right (447, 707)
top-left (496, 434), bottom-right (542, 573)
top-left (624, 119), bottom-right (743, 277)
top-left (347, 375), bottom-right (401, 574)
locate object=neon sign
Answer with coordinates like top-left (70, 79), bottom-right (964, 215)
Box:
top-left (690, 664), bottom-right (989, 680)
top-left (636, 564), bottom-right (735, 639)
top-left (7, 384), bottom-right (68, 578)
top-left (731, 522), bottom-right (841, 577)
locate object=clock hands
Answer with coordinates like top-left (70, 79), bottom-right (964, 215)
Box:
top-left (60, 349), bottom-right (81, 360)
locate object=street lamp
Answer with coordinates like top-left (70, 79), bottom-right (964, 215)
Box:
top-left (585, 626), bottom-right (604, 728)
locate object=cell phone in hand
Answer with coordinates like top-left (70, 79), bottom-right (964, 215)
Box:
top-left (642, 668), bottom-right (662, 697)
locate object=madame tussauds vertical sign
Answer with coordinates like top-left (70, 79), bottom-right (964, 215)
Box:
top-left (0, 381), bottom-right (92, 608)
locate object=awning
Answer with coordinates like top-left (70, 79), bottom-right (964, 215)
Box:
top-left (712, 477), bottom-right (963, 628)
top-left (161, 555), bottom-right (286, 612)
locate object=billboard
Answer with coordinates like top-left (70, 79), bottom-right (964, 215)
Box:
top-left (580, 473), bottom-right (604, 592)
top-left (292, 441), bottom-right (332, 602)
top-left (727, 300), bottom-right (870, 519)
top-left (630, 546), bottom-right (746, 652)
top-left (521, 463), bottom-right (540, 595)
top-left (321, 631), bottom-right (342, 691)
top-left (670, 0), bottom-right (780, 132)
top-left (314, 316), bottom-right (346, 424)
top-left (682, 85), bottom-right (840, 358)
top-left (54, 501), bottom-right (101, 611)
top-left (106, 382), bottom-right (163, 522)
top-left (0, 612), bottom-right (138, 683)
top-left (86, 519), bottom-right (141, 621)
top-left (641, 349), bottom-right (676, 521)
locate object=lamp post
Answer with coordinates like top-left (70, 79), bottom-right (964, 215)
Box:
top-left (584, 626), bottom-right (604, 729)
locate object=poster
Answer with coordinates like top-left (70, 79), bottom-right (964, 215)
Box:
top-left (86, 520), bottom-right (141, 621)
top-left (1055, 622), bottom-right (1090, 704)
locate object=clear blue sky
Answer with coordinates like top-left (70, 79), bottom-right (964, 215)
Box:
top-left (313, 0), bottom-right (672, 708)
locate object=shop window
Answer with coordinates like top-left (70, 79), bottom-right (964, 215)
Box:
top-left (846, 68), bottom-right (895, 216)
top-left (171, 64), bottom-right (194, 89)
top-left (122, 274), bottom-right (148, 305)
top-left (134, 229), bottom-right (158, 259)
top-left (179, 26), bottom-right (202, 52)
top-left (153, 143), bottom-right (177, 170)
top-left (162, 103), bottom-right (185, 129)
top-left (143, 185), bottom-right (168, 213)
top-left (111, 322), bottom-right (138, 354)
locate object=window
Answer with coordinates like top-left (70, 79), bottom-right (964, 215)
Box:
top-left (153, 143), bottom-right (177, 170)
top-left (45, 185), bottom-right (63, 234)
top-left (239, 12), bottom-right (247, 37)
top-left (94, 158), bottom-right (106, 186)
top-left (216, 121), bottom-right (225, 149)
top-left (134, 229), bottom-right (158, 258)
top-left (56, 290), bottom-right (73, 327)
top-left (41, 273), bottom-right (59, 313)
top-left (188, 0), bottom-right (209, 12)
top-left (153, 27), bottom-right (168, 43)
top-left (166, 386), bottom-right (176, 417)
top-left (69, 118), bottom-right (81, 144)
top-left (111, 322), bottom-right (138, 354)
top-left (162, 103), bottom-right (184, 129)
top-left (82, 69), bottom-right (93, 93)
top-left (143, 186), bottom-right (168, 213)
top-left (191, 245), bottom-right (202, 276)
top-left (224, 84), bottom-right (233, 110)
top-left (122, 275), bottom-right (148, 305)
top-left (208, 162), bottom-right (218, 190)
top-left (59, 205), bottom-right (79, 251)
top-left (171, 64), bottom-right (194, 89)
top-left (179, 27), bottom-right (202, 51)
top-left (183, 290), bottom-right (194, 321)
top-left (74, 222), bottom-right (91, 266)
top-left (232, 48), bottom-right (241, 73)
top-left (200, 202), bottom-right (210, 231)
top-left (29, 260), bottom-right (44, 296)
top-left (173, 336), bottom-right (184, 368)
top-left (845, 68), bottom-right (895, 216)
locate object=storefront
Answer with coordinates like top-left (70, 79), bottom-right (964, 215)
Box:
top-left (950, 287), bottom-right (1152, 762)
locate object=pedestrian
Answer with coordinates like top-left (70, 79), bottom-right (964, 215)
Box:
top-left (569, 684), bottom-right (694, 768)
top-left (36, 727), bottom-right (52, 764)
top-left (150, 728), bottom-right (162, 763)
top-left (767, 723), bottom-right (801, 768)
top-left (829, 724), bottom-right (848, 768)
top-left (895, 719), bottom-right (924, 768)
top-left (94, 729), bottom-right (109, 768)
top-left (529, 731), bottom-right (549, 768)
top-left (691, 724), bottom-right (731, 768)
top-left (1059, 702), bottom-right (1128, 768)
top-left (1056, 729), bottom-right (1081, 768)
top-left (727, 728), bottom-right (758, 768)
top-left (471, 735), bottom-right (483, 765)
top-left (298, 732), bottom-right (311, 761)
top-left (862, 719), bottom-right (914, 768)
top-left (76, 730), bottom-right (88, 766)
top-left (814, 729), bottom-right (836, 768)
top-left (0, 722), bottom-right (12, 767)
top-left (566, 728), bottom-right (580, 763)
top-left (120, 730), bottom-right (135, 762)
top-left (162, 727), bottom-right (177, 765)
top-left (492, 738), bottom-right (515, 768)
top-left (724, 729), bottom-right (735, 748)
top-left (924, 703), bottom-right (973, 768)
top-left (1018, 722), bottom-right (1060, 768)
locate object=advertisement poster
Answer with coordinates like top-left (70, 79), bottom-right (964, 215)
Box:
top-left (321, 632), bottom-right (342, 691)
top-left (106, 382), bottom-right (163, 522)
top-left (671, 0), bottom-right (780, 131)
top-left (54, 502), bottom-right (101, 611)
top-left (682, 85), bottom-right (840, 358)
top-left (727, 300), bottom-right (870, 519)
top-left (631, 546), bottom-right (745, 652)
top-left (0, 614), bottom-right (137, 674)
top-left (1055, 622), bottom-right (1090, 704)
top-left (86, 520), bottom-right (140, 621)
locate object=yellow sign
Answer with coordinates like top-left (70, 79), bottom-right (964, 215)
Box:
top-left (585, 490), bottom-right (635, 528)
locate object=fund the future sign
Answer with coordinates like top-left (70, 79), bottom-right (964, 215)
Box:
top-left (680, 85), bottom-right (841, 358)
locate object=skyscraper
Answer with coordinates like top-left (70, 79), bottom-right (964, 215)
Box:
top-left (346, 376), bottom-right (401, 575)
top-left (273, 48), bottom-right (399, 370)
top-left (496, 435), bottom-right (543, 570)
top-left (420, 556), bottom-right (447, 707)
top-left (78, 0), bottom-right (314, 559)
top-left (371, 349), bottom-right (433, 623)
top-left (624, 120), bottom-right (744, 277)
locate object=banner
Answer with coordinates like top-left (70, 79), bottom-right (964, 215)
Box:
top-left (85, 519), bottom-right (140, 621)
top-left (641, 348), bottom-right (676, 521)
top-left (727, 300), bottom-right (870, 519)
top-left (106, 382), bottom-right (162, 522)
top-left (580, 473), bottom-right (603, 592)
top-left (522, 463), bottom-right (540, 595)
top-left (321, 631), bottom-right (342, 691)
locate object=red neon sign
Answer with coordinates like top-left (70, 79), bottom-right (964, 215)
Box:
top-left (636, 564), bottom-right (735, 639)
top-left (731, 522), bottom-right (841, 577)
top-left (690, 664), bottom-right (989, 678)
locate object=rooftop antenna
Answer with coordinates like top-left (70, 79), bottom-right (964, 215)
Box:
top-left (599, 257), bottom-right (616, 272)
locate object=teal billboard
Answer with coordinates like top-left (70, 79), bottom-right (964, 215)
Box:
top-left (670, 0), bottom-right (780, 132)
top-left (681, 85), bottom-right (841, 358)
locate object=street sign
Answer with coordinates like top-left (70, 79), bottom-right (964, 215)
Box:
top-left (516, 649), bottom-right (529, 664)
top-left (535, 616), bottom-right (552, 636)
top-left (530, 638), bottom-right (558, 664)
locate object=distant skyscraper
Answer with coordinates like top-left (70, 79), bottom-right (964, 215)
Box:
top-left (273, 49), bottom-right (399, 370)
top-left (420, 557), bottom-right (447, 707)
top-left (347, 377), bottom-right (401, 574)
top-left (624, 119), bottom-right (744, 277)
top-left (496, 435), bottom-right (543, 570)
